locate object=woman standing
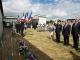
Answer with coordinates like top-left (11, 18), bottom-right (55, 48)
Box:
top-left (49, 23), bottom-right (55, 40)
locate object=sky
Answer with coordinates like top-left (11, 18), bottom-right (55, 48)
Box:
top-left (2, 0), bottom-right (80, 19)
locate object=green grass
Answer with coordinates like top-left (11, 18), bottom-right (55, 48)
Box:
top-left (24, 29), bottom-right (80, 60)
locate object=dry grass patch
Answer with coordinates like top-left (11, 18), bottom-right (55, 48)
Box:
top-left (24, 29), bottom-right (80, 60)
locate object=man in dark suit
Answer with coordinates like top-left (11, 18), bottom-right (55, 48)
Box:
top-left (20, 22), bottom-right (24, 36)
top-left (15, 22), bottom-right (21, 33)
top-left (77, 20), bottom-right (80, 33)
top-left (71, 20), bottom-right (79, 50)
top-left (55, 22), bottom-right (62, 43)
top-left (62, 21), bottom-right (71, 45)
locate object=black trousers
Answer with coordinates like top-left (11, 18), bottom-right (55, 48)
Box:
top-left (72, 34), bottom-right (79, 49)
top-left (21, 28), bottom-right (24, 36)
top-left (63, 35), bottom-right (69, 45)
top-left (16, 28), bottom-right (18, 33)
top-left (16, 28), bottom-right (20, 33)
top-left (56, 33), bottom-right (60, 43)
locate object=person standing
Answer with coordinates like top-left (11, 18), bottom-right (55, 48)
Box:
top-left (49, 23), bottom-right (54, 40)
top-left (62, 21), bottom-right (71, 45)
top-left (55, 22), bottom-right (62, 43)
top-left (77, 20), bottom-right (80, 33)
top-left (20, 22), bottom-right (24, 36)
top-left (15, 22), bottom-right (21, 33)
top-left (24, 23), bottom-right (27, 30)
top-left (71, 20), bottom-right (79, 50)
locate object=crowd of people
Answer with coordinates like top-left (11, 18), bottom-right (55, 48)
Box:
top-left (48, 20), bottom-right (80, 50)
top-left (15, 22), bottom-right (25, 36)
top-left (3, 19), bottom-right (80, 51)
top-left (12, 19), bottom-right (80, 51)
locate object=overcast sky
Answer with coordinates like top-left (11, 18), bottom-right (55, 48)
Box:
top-left (2, 0), bottom-right (80, 19)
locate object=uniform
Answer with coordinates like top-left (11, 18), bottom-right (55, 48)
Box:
top-left (15, 23), bottom-right (21, 33)
top-left (77, 21), bottom-right (80, 33)
top-left (62, 23), bottom-right (71, 45)
top-left (55, 23), bottom-right (62, 43)
top-left (20, 22), bottom-right (24, 36)
top-left (71, 22), bottom-right (79, 50)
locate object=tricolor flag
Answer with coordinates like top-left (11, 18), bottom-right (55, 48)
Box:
top-left (16, 11), bottom-right (32, 23)
top-left (28, 11), bottom-right (32, 22)
top-left (25, 12), bottom-right (28, 22)
top-left (21, 13), bottom-right (25, 22)
top-left (25, 11), bottom-right (32, 22)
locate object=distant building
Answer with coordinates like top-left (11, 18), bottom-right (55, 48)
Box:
top-left (38, 16), bottom-right (47, 25)
top-left (3, 16), bottom-right (17, 28)
top-left (53, 18), bottom-right (65, 23)
top-left (3, 16), bottom-right (17, 22)
top-left (0, 0), bottom-right (4, 38)
top-left (67, 19), bottom-right (75, 22)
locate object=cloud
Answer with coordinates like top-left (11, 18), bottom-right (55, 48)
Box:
top-left (52, 9), bottom-right (67, 17)
top-left (3, 0), bottom-right (30, 13)
top-left (2, 0), bottom-right (80, 19)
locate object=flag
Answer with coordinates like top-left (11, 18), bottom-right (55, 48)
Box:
top-left (28, 11), bottom-right (32, 22)
top-left (25, 11), bottom-right (32, 22)
top-left (25, 12), bottom-right (28, 22)
top-left (21, 13), bottom-right (26, 22)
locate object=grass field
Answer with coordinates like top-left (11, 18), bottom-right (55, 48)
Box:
top-left (24, 28), bottom-right (80, 60)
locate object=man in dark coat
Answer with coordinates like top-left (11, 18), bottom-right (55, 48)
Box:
top-left (62, 21), bottom-right (71, 45)
top-left (20, 22), bottom-right (24, 36)
top-left (15, 22), bottom-right (21, 33)
top-left (77, 20), bottom-right (80, 33)
top-left (71, 20), bottom-right (79, 50)
top-left (55, 22), bottom-right (62, 43)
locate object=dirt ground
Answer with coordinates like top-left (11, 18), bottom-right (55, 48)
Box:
top-left (24, 29), bottom-right (80, 60)
top-left (1, 28), bottom-right (23, 60)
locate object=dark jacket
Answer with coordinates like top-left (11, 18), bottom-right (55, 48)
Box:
top-left (77, 22), bottom-right (80, 33)
top-left (62, 24), bottom-right (71, 36)
top-left (20, 22), bottom-right (24, 30)
top-left (55, 23), bottom-right (62, 34)
top-left (71, 23), bottom-right (79, 35)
